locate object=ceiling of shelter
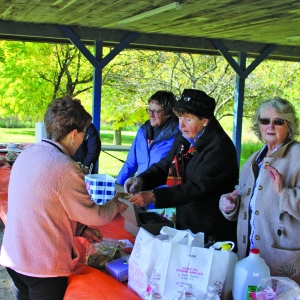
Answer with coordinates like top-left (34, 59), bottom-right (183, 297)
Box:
top-left (0, 0), bottom-right (300, 61)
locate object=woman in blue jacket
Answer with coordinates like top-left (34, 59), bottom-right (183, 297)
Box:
top-left (117, 90), bottom-right (179, 184)
top-left (117, 91), bottom-right (179, 219)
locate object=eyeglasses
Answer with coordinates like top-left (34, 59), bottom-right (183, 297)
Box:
top-left (146, 108), bottom-right (164, 116)
top-left (259, 118), bottom-right (287, 126)
top-left (81, 130), bottom-right (89, 140)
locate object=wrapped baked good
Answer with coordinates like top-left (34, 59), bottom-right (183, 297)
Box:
top-left (86, 238), bottom-right (123, 270)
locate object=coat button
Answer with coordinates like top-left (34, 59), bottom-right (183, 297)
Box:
top-left (264, 162), bottom-right (270, 167)
top-left (255, 235), bottom-right (260, 240)
top-left (255, 210), bottom-right (259, 215)
top-left (258, 186), bottom-right (262, 190)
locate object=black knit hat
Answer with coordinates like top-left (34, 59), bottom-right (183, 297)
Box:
top-left (175, 89), bottom-right (216, 119)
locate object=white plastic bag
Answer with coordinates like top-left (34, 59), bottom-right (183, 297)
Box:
top-left (128, 226), bottom-right (204, 298)
top-left (148, 240), bottom-right (214, 299)
top-left (159, 226), bottom-right (205, 247)
top-left (128, 228), bottom-right (166, 298)
top-left (256, 276), bottom-right (300, 300)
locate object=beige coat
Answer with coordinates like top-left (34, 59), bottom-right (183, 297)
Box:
top-left (223, 140), bottom-right (300, 283)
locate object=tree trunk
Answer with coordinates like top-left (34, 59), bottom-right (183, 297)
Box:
top-left (114, 129), bottom-right (122, 145)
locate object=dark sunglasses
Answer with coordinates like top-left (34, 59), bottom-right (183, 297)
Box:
top-left (259, 118), bottom-right (287, 126)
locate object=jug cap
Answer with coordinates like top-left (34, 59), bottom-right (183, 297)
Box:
top-left (221, 244), bottom-right (232, 251)
top-left (211, 241), bottom-right (235, 251)
top-left (250, 248), bottom-right (260, 254)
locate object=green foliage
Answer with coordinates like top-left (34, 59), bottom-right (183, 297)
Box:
top-left (240, 142), bottom-right (263, 168)
top-left (0, 41), bottom-right (53, 121)
top-left (0, 117), bottom-right (34, 128)
top-left (0, 40), bottom-right (300, 136)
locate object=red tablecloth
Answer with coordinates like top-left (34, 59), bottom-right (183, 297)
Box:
top-left (0, 162), bottom-right (11, 224)
top-left (0, 162), bottom-right (140, 299)
top-left (66, 214), bottom-right (141, 300)
top-left (74, 214), bottom-right (135, 265)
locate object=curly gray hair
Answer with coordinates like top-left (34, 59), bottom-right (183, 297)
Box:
top-left (251, 97), bottom-right (298, 141)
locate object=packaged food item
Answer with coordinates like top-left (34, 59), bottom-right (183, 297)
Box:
top-left (86, 238), bottom-right (132, 270)
top-left (105, 255), bottom-right (130, 282)
top-left (5, 151), bottom-right (18, 165)
top-left (5, 150), bottom-right (17, 161)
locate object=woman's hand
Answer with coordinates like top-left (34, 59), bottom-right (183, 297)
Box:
top-left (219, 190), bottom-right (238, 213)
top-left (112, 193), bottom-right (128, 214)
top-left (130, 191), bottom-right (154, 207)
top-left (81, 228), bottom-right (103, 243)
top-left (124, 177), bottom-right (143, 194)
top-left (264, 165), bottom-right (283, 195)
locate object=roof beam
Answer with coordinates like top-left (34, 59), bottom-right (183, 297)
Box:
top-left (0, 20), bottom-right (300, 61)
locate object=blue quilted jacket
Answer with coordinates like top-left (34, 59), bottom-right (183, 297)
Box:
top-left (116, 117), bottom-right (179, 185)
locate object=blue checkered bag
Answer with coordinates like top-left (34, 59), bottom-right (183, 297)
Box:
top-left (85, 174), bottom-right (116, 204)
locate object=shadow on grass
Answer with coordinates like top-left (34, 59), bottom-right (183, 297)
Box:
top-left (100, 133), bottom-right (134, 145)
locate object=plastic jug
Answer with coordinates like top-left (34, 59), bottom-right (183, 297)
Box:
top-left (220, 243), bottom-right (238, 300)
top-left (210, 241), bottom-right (237, 300)
top-left (232, 248), bottom-right (270, 300)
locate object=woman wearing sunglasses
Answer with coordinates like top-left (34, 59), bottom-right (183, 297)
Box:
top-left (220, 98), bottom-right (300, 283)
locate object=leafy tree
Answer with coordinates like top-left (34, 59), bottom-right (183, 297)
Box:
top-left (0, 41), bottom-right (53, 122)
top-left (37, 44), bottom-right (93, 100)
top-left (0, 42), bottom-right (94, 123)
top-left (0, 40), bottom-right (300, 138)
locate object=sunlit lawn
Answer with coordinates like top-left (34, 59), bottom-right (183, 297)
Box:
top-left (0, 118), bottom-right (262, 177)
top-left (0, 128), bottom-right (135, 177)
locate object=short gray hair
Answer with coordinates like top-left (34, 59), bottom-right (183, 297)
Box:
top-left (251, 97), bottom-right (299, 141)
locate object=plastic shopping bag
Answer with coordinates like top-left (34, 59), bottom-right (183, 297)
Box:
top-left (256, 276), bottom-right (300, 300)
top-left (159, 226), bottom-right (204, 247)
top-left (147, 240), bottom-right (214, 299)
top-left (144, 229), bottom-right (230, 299)
top-left (128, 226), bottom-right (205, 298)
top-left (128, 228), bottom-right (166, 298)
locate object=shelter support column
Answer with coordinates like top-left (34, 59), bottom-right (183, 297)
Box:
top-left (210, 39), bottom-right (277, 165)
top-left (58, 25), bottom-right (140, 172)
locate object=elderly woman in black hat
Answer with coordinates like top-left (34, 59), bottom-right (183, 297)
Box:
top-left (125, 89), bottom-right (238, 244)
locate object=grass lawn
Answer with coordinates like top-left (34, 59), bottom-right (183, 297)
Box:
top-left (0, 118), bottom-right (262, 177)
top-left (0, 128), bottom-right (135, 177)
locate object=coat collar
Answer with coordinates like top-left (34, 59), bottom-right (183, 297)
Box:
top-left (176, 116), bottom-right (222, 152)
top-left (251, 138), bottom-right (295, 164)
